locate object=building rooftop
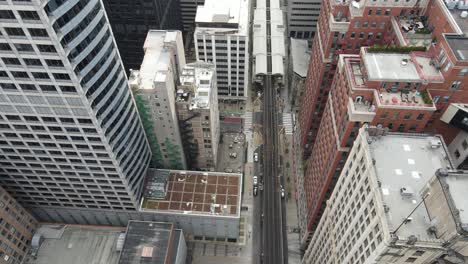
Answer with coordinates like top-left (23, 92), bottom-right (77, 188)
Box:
top-left (195, 0), bottom-right (249, 35)
top-left (118, 221), bottom-right (181, 264)
top-left (290, 38), bottom-right (310, 77)
top-left (445, 35), bottom-right (468, 61)
top-left (363, 50), bottom-right (443, 82)
top-left (367, 131), bottom-right (453, 241)
top-left (140, 169), bottom-right (242, 217)
top-left (178, 62), bottom-right (216, 109)
top-left (445, 0), bottom-right (468, 35)
top-left (439, 171), bottom-right (468, 230)
top-left (23, 224), bottom-right (125, 264)
top-left (129, 30), bottom-right (185, 90)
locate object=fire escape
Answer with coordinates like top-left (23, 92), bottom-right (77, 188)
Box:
top-left (178, 112), bottom-right (201, 169)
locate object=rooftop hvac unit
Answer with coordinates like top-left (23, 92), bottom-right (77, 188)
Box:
top-left (427, 225), bottom-right (437, 235)
top-left (407, 235), bottom-right (418, 245)
top-left (116, 233), bottom-right (126, 251)
top-left (31, 234), bottom-right (43, 249)
top-left (429, 139), bottom-right (442, 149)
top-left (383, 204), bottom-right (390, 213)
top-left (400, 186), bottom-right (415, 197)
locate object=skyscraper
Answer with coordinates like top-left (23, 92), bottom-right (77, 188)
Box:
top-left (0, 0), bottom-right (151, 217)
top-left (297, 0), bottom-right (468, 252)
top-left (287, 0), bottom-right (321, 39)
top-left (102, 0), bottom-right (183, 72)
top-left (194, 0), bottom-right (250, 102)
top-left (129, 30), bottom-right (187, 170)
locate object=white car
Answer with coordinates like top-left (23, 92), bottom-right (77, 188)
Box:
top-left (254, 153), bottom-right (259, 162)
top-left (280, 186), bottom-right (285, 199)
top-left (253, 176), bottom-right (258, 186)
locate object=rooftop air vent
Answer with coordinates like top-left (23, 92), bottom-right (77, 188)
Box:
top-left (400, 186), bottom-right (414, 197)
top-left (407, 235), bottom-right (417, 245)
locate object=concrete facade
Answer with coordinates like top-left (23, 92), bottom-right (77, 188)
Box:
top-left (176, 62), bottom-right (220, 170)
top-left (0, 0), bottom-right (151, 212)
top-left (287, 0), bottom-right (321, 39)
top-left (194, 0), bottom-right (250, 101)
top-left (0, 186), bottom-right (37, 264)
top-left (302, 127), bottom-right (467, 264)
top-left (129, 30), bottom-right (187, 170)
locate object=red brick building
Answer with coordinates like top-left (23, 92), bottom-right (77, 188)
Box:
top-left (297, 0), bottom-right (468, 251)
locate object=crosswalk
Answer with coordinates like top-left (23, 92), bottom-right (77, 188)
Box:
top-left (243, 112), bottom-right (253, 134)
top-left (282, 113), bottom-right (294, 135)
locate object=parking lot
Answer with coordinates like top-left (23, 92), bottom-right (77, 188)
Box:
top-left (216, 133), bottom-right (245, 174)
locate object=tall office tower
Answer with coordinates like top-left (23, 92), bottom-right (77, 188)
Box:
top-left (180, 0), bottom-right (205, 33)
top-left (176, 61), bottom-right (219, 170)
top-left (129, 30), bottom-right (187, 170)
top-left (0, 186), bottom-right (37, 264)
top-left (0, 1), bottom-right (151, 217)
top-left (287, 0), bottom-right (321, 39)
top-left (303, 127), bottom-right (468, 264)
top-left (194, 0), bottom-right (250, 102)
top-left (102, 0), bottom-right (183, 72)
top-left (297, 0), bottom-right (468, 250)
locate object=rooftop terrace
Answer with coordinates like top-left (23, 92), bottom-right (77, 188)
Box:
top-left (195, 0), bottom-right (249, 35)
top-left (362, 50), bottom-right (443, 82)
top-left (367, 132), bottom-right (452, 241)
top-left (141, 169), bottom-right (242, 217)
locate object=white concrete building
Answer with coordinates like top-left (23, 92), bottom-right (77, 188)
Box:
top-left (180, 0), bottom-right (205, 32)
top-left (176, 62), bottom-right (219, 170)
top-left (129, 30), bottom-right (187, 170)
top-left (194, 0), bottom-right (249, 101)
top-left (287, 0), bottom-right (321, 39)
top-left (0, 0), bottom-right (151, 213)
top-left (303, 126), bottom-right (464, 264)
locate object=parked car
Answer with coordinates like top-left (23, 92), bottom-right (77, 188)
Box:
top-left (281, 186), bottom-right (285, 199)
top-left (254, 152), bottom-right (259, 162)
top-left (253, 176), bottom-right (258, 186)
top-left (253, 186), bottom-right (258, 196)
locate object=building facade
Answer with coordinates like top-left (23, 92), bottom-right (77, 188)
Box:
top-left (130, 30), bottom-right (187, 170)
top-left (176, 62), bottom-right (219, 170)
top-left (297, 0), bottom-right (468, 250)
top-left (287, 0), bottom-right (321, 39)
top-left (180, 0), bottom-right (205, 32)
top-left (303, 127), bottom-right (467, 264)
top-left (0, 0), bottom-right (151, 213)
top-left (0, 186), bottom-right (37, 264)
top-left (102, 0), bottom-right (182, 72)
top-left (194, 0), bottom-right (250, 101)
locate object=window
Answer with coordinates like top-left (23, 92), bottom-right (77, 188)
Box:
top-left (404, 113), bottom-right (411, 119)
top-left (5, 27), bottom-right (25, 36)
top-left (32, 72), bottom-right (50, 79)
top-left (416, 114), bottom-right (424, 120)
top-left (442, 96), bottom-right (450, 103)
top-left (450, 81), bottom-right (461, 91)
top-left (24, 58), bottom-right (42, 66)
top-left (2, 58), bottom-right (21, 65)
top-left (433, 96), bottom-right (440, 103)
top-left (362, 22), bottom-right (368, 28)
top-left (45, 59), bottom-right (63, 67)
top-left (385, 9), bottom-right (390, 15)
top-left (18, 11), bottom-right (39, 20)
top-left (371, 22), bottom-right (377, 28)
top-left (368, 9), bottom-right (372, 15)
top-left (0, 10), bottom-right (15, 19)
top-left (458, 69), bottom-right (468, 77)
top-left (359, 32), bottom-right (364, 39)
top-left (443, 61), bottom-right (452, 72)
top-left (380, 22), bottom-right (386, 29)
top-left (376, 8), bottom-right (382, 15)
top-left (37, 44), bottom-right (56, 53)
top-left (15, 43), bottom-right (34, 52)
top-left (405, 258), bottom-right (417, 263)
top-left (413, 250), bottom-right (425, 256)
top-left (0, 43), bottom-right (11, 51)
top-left (351, 32), bottom-right (356, 38)
top-left (354, 21), bottom-right (360, 28)
top-left (53, 73), bottom-right (70, 80)
top-left (28, 28), bottom-right (48, 37)
top-left (462, 140), bottom-right (468, 150)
